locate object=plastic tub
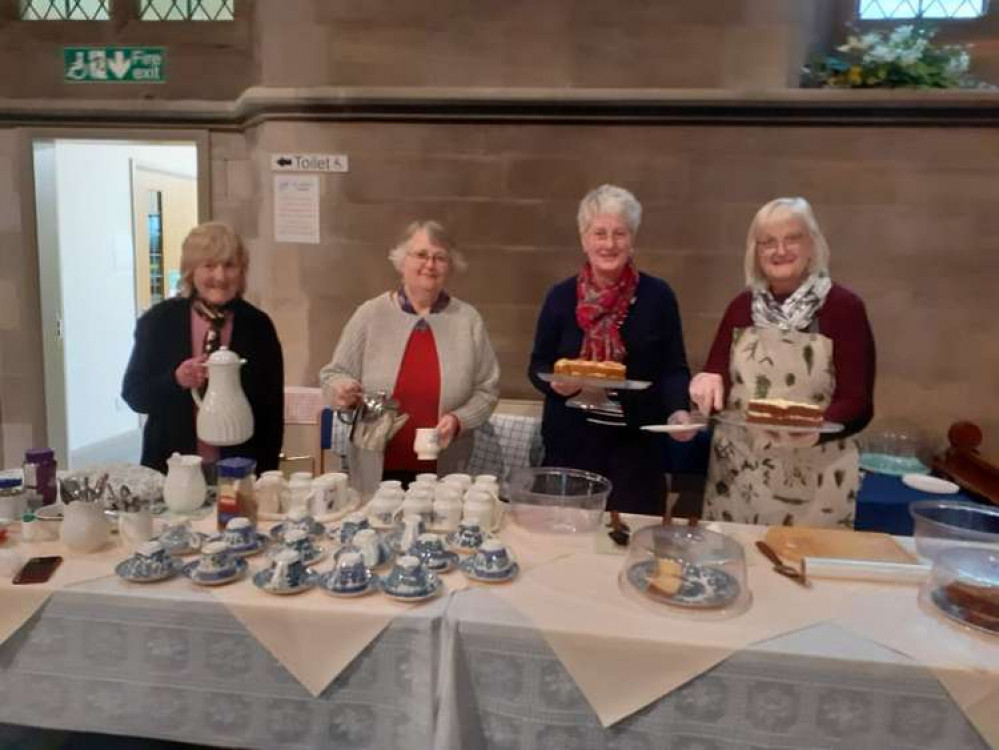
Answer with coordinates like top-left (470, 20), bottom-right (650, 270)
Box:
top-left (909, 500), bottom-right (999, 560)
top-left (919, 546), bottom-right (999, 635)
top-left (506, 467), bottom-right (610, 534)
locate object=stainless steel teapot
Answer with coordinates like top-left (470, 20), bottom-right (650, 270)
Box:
top-left (336, 390), bottom-right (401, 426)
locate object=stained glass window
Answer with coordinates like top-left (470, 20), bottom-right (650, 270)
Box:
top-left (139, 0), bottom-right (233, 20)
top-left (859, 0), bottom-right (988, 19)
top-left (20, 0), bottom-right (111, 20)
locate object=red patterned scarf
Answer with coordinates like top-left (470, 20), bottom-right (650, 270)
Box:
top-left (575, 260), bottom-right (638, 361)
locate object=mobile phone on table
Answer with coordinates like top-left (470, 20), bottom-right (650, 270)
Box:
top-left (12, 556), bottom-right (63, 585)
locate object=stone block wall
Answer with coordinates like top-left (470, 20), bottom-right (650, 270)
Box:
top-left (244, 119), bottom-right (999, 446)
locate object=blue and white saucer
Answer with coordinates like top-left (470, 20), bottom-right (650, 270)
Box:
top-left (319, 570), bottom-right (381, 599)
top-left (458, 558), bottom-right (519, 584)
top-left (380, 574), bottom-right (442, 602)
top-left (269, 519), bottom-right (326, 541)
top-left (626, 559), bottom-right (740, 609)
top-left (181, 558), bottom-right (248, 587)
top-left (252, 568), bottom-right (319, 596)
top-left (206, 532), bottom-right (269, 558)
top-left (115, 556), bottom-right (183, 583)
top-left (267, 542), bottom-right (327, 567)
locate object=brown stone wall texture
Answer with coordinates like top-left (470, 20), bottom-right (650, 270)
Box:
top-left (245, 120), bottom-right (999, 447)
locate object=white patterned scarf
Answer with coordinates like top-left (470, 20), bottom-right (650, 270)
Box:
top-left (751, 271), bottom-right (832, 331)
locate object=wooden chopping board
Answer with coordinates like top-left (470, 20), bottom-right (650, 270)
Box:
top-left (764, 526), bottom-right (917, 564)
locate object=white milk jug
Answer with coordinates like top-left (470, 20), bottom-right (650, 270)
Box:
top-left (191, 347), bottom-right (254, 446)
top-left (163, 452), bottom-right (207, 513)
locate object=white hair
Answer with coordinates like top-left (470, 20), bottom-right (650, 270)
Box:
top-left (743, 197), bottom-right (831, 288)
top-left (577, 184), bottom-right (642, 236)
top-left (387, 219), bottom-right (467, 273)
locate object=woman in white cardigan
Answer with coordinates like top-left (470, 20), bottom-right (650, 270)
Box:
top-left (320, 220), bottom-right (500, 495)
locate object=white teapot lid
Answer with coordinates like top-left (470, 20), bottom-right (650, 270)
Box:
top-left (206, 346), bottom-right (242, 365)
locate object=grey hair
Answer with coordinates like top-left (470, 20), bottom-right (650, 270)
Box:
top-left (387, 219), bottom-right (468, 273)
top-left (577, 184), bottom-right (642, 236)
top-left (743, 197), bottom-right (831, 289)
top-left (179, 222), bottom-right (248, 297)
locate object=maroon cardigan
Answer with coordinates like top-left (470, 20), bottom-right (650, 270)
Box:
top-left (703, 283), bottom-right (876, 438)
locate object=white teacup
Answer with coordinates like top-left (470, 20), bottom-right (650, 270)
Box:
top-left (368, 493), bottom-right (402, 528)
top-left (312, 472), bottom-right (349, 515)
top-left (432, 494), bottom-right (463, 531)
top-left (442, 473), bottom-right (472, 491)
top-left (119, 508), bottom-right (154, 550)
top-left (400, 494), bottom-right (434, 524)
top-left (415, 473), bottom-right (438, 484)
top-left (462, 493), bottom-right (495, 530)
top-left (413, 428), bottom-right (441, 460)
top-left (379, 480), bottom-right (404, 492)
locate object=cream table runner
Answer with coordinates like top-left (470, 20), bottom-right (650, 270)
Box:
top-left (0, 532), bottom-right (126, 646)
top-left (489, 519), bottom-right (847, 727)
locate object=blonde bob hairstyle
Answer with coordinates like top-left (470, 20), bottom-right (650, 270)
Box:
top-left (577, 184), bottom-right (642, 237)
top-left (387, 219), bottom-right (468, 273)
top-left (179, 222), bottom-right (249, 297)
top-left (744, 197), bottom-right (830, 289)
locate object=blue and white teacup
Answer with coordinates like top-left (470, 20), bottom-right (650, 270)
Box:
top-left (337, 511), bottom-right (370, 545)
top-left (131, 540), bottom-right (171, 576)
top-left (281, 528), bottom-right (319, 561)
top-left (470, 538), bottom-right (513, 576)
top-left (268, 548), bottom-right (306, 591)
top-left (351, 528), bottom-right (389, 568)
top-left (453, 520), bottom-right (484, 550)
top-left (410, 533), bottom-right (454, 570)
top-left (329, 550), bottom-right (370, 592)
top-left (384, 555), bottom-right (432, 596)
top-left (199, 540), bottom-right (236, 574)
top-left (223, 517), bottom-right (256, 550)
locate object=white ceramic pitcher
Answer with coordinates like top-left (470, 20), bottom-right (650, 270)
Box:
top-left (163, 452), bottom-right (207, 513)
top-left (191, 347), bottom-right (254, 446)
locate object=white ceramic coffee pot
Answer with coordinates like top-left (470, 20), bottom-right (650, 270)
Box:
top-left (191, 347), bottom-right (254, 446)
top-left (163, 452), bottom-right (207, 513)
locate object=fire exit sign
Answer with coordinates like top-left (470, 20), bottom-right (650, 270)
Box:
top-left (63, 47), bottom-right (167, 83)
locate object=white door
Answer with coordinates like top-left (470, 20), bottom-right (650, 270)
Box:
top-left (32, 139), bottom-right (200, 470)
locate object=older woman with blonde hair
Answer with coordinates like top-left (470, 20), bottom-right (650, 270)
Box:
top-left (529, 185), bottom-right (692, 515)
top-left (321, 220), bottom-right (500, 494)
top-left (122, 221), bottom-right (284, 473)
top-left (689, 197), bottom-right (875, 527)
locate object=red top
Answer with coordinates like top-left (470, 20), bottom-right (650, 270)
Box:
top-left (703, 283), bottom-right (876, 435)
top-left (384, 326), bottom-right (442, 471)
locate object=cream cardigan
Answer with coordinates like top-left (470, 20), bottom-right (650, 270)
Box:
top-left (319, 292), bottom-right (500, 495)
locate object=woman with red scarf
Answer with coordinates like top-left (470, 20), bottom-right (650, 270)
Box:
top-left (528, 185), bottom-right (692, 514)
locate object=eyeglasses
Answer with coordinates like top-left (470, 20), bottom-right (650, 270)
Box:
top-left (756, 233), bottom-right (808, 254)
top-left (407, 250), bottom-right (450, 266)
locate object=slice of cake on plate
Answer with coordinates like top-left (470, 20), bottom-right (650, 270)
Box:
top-left (553, 359), bottom-right (626, 381)
top-left (746, 398), bottom-right (824, 428)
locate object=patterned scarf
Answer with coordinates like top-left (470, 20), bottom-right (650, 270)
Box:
top-left (751, 271), bottom-right (832, 331)
top-left (192, 297), bottom-right (229, 355)
top-left (575, 260), bottom-right (639, 361)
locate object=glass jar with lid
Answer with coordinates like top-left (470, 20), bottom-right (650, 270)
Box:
top-left (216, 457), bottom-right (257, 530)
top-left (0, 478), bottom-right (25, 520)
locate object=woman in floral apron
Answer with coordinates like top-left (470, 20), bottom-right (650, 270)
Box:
top-left (689, 198), bottom-right (876, 528)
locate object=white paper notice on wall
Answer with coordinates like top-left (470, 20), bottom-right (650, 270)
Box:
top-left (274, 174), bottom-right (320, 244)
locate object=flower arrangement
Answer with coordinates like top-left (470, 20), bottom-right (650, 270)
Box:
top-left (802, 25), bottom-right (973, 88)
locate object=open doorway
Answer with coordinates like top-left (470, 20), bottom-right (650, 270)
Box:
top-left (32, 139), bottom-right (199, 470)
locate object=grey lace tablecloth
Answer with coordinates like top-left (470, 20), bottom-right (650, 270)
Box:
top-left (0, 581), bottom-right (441, 750)
top-left (0, 579), bottom-right (991, 750)
top-left (437, 590), bottom-right (990, 750)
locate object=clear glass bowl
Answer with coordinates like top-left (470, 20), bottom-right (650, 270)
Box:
top-left (506, 467), bottom-right (610, 534)
top-left (919, 546), bottom-right (999, 636)
top-left (858, 426), bottom-right (932, 475)
top-left (909, 500), bottom-right (999, 561)
top-left (619, 524), bottom-right (751, 620)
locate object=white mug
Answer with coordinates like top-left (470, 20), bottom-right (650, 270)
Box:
top-left (442, 473), bottom-right (472, 491)
top-left (462, 494), bottom-right (495, 530)
top-left (255, 474), bottom-right (285, 515)
top-left (368, 493), bottom-right (402, 528)
top-left (415, 473), bottom-right (438, 484)
top-left (118, 509), bottom-right (154, 550)
top-left (400, 494), bottom-right (434, 524)
top-left (432, 494), bottom-right (463, 531)
top-left (413, 428), bottom-right (441, 460)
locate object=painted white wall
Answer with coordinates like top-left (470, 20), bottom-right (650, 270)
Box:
top-left (52, 141), bottom-right (197, 466)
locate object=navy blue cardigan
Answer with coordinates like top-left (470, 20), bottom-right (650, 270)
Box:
top-left (121, 296), bottom-right (284, 474)
top-left (528, 273), bottom-right (690, 511)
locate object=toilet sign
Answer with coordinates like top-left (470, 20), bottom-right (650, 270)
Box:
top-left (63, 47), bottom-right (166, 83)
top-left (270, 154), bottom-right (349, 173)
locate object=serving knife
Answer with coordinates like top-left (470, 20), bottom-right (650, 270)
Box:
top-left (755, 540), bottom-right (810, 587)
